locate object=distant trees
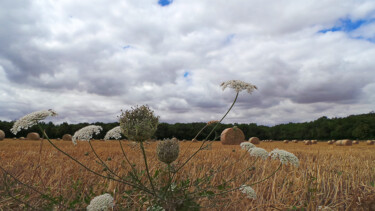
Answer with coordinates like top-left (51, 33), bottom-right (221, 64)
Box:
top-left (1, 112), bottom-right (375, 140)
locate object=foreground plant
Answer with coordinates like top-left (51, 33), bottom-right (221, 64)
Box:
top-left (1, 80), bottom-right (300, 210)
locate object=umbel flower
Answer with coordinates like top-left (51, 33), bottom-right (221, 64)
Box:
top-left (248, 147), bottom-right (268, 160)
top-left (72, 125), bottom-right (102, 145)
top-left (240, 142), bottom-right (255, 151)
top-left (221, 80), bottom-right (257, 94)
top-left (104, 126), bottom-right (122, 140)
top-left (119, 105), bottom-right (159, 142)
top-left (269, 148), bottom-right (300, 167)
top-left (156, 138), bottom-right (180, 164)
top-left (86, 193), bottom-right (114, 211)
top-left (239, 185), bottom-right (256, 199)
top-left (10, 109), bottom-right (57, 135)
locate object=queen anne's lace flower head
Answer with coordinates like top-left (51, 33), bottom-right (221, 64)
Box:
top-left (156, 138), bottom-right (180, 164)
top-left (240, 142), bottom-right (255, 151)
top-left (86, 193), bottom-right (114, 211)
top-left (269, 148), bottom-right (300, 167)
top-left (104, 126), bottom-right (122, 140)
top-left (10, 109), bottom-right (57, 135)
top-left (221, 80), bottom-right (257, 94)
top-left (239, 185), bottom-right (256, 199)
top-left (72, 125), bottom-right (102, 145)
top-left (248, 147), bottom-right (268, 160)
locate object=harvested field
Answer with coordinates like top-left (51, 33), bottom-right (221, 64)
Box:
top-left (0, 139), bottom-right (374, 210)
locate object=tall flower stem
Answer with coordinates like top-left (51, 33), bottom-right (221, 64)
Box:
top-left (175, 92), bottom-right (239, 172)
top-left (37, 125), bottom-right (153, 195)
top-left (139, 141), bottom-right (157, 195)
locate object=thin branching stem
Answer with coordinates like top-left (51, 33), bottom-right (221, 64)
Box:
top-left (139, 141), bottom-right (157, 195)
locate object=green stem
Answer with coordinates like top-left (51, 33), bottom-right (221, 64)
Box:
top-left (139, 141), bottom-right (157, 195)
top-left (175, 92), bottom-right (239, 173)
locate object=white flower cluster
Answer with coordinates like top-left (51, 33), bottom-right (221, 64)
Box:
top-left (72, 125), bottom-right (102, 145)
top-left (239, 185), bottom-right (256, 199)
top-left (248, 147), bottom-right (268, 160)
top-left (147, 205), bottom-right (165, 211)
top-left (86, 193), bottom-right (114, 211)
top-left (240, 142), bottom-right (255, 151)
top-left (269, 148), bottom-right (300, 167)
top-left (220, 80), bottom-right (257, 94)
top-left (104, 126), bottom-right (122, 140)
top-left (10, 109), bottom-right (57, 135)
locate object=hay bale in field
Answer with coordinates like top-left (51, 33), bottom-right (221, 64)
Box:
top-left (27, 132), bottom-right (40, 140)
top-left (192, 138), bottom-right (197, 142)
top-left (311, 140), bottom-right (318, 144)
top-left (20, 137), bottom-right (25, 140)
top-left (327, 141), bottom-right (333, 145)
top-left (249, 137), bottom-right (260, 145)
top-left (292, 140), bottom-right (298, 143)
top-left (367, 140), bottom-right (374, 145)
top-left (221, 126), bottom-right (245, 145)
top-left (342, 139), bottom-right (352, 146)
top-left (304, 140), bottom-right (312, 145)
top-left (283, 140), bottom-right (289, 143)
top-left (352, 141), bottom-right (358, 144)
top-left (0, 130), bottom-right (5, 140)
top-left (62, 134), bottom-right (72, 141)
top-left (335, 140), bottom-right (343, 146)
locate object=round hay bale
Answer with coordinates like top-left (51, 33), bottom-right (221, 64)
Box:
top-left (62, 134), bottom-right (72, 141)
top-left (304, 140), bottom-right (312, 145)
top-left (352, 140), bottom-right (358, 144)
top-left (27, 132), bottom-right (40, 140)
top-left (192, 139), bottom-right (197, 142)
top-left (335, 140), bottom-right (343, 146)
top-left (342, 139), bottom-right (352, 146)
top-left (249, 137), bottom-right (260, 145)
top-left (283, 140), bottom-right (289, 143)
top-left (20, 137), bottom-right (25, 140)
top-left (0, 130), bottom-right (5, 141)
top-left (221, 126), bottom-right (245, 145)
top-left (292, 140), bottom-right (298, 143)
top-left (327, 141), bottom-right (333, 145)
top-left (311, 140), bottom-right (318, 144)
top-left (367, 140), bottom-right (374, 145)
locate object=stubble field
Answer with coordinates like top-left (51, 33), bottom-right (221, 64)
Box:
top-left (0, 139), bottom-right (374, 210)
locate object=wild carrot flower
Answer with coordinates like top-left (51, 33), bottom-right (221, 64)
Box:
top-left (72, 125), bottom-right (102, 145)
top-left (104, 126), bottom-right (122, 140)
top-left (10, 109), bottom-right (57, 135)
top-left (156, 138), bottom-right (180, 164)
top-left (220, 80), bottom-right (257, 94)
top-left (269, 148), bottom-right (299, 167)
top-left (248, 147), bottom-right (268, 160)
top-left (240, 142), bottom-right (255, 151)
top-left (239, 185), bottom-right (256, 199)
top-left (119, 105), bottom-right (159, 142)
top-left (86, 193), bottom-right (114, 211)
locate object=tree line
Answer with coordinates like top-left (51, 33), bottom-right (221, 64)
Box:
top-left (1, 112), bottom-right (375, 141)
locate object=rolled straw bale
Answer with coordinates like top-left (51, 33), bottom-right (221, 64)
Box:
top-left (62, 134), bottom-right (72, 141)
top-left (311, 140), bottom-right (318, 144)
top-left (342, 139), bottom-right (352, 146)
top-left (335, 140), bottom-right (343, 146)
top-left (0, 130), bottom-right (5, 140)
top-left (27, 132), bottom-right (40, 140)
top-left (283, 140), bottom-right (289, 143)
top-left (327, 141), bottom-right (333, 145)
top-left (221, 126), bottom-right (245, 145)
top-left (292, 140), bottom-right (298, 143)
top-left (367, 140), bottom-right (374, 145)
top-left (192, 139), bottom-right (197, 142)
top-left (304, 140), bottom-right (312, 145)
top-left (352, 141), bottom-right (358, 144)
top-left (249, 137), bottom-right (260, 145)
top-left (20, 137), bottom-right (25, 140)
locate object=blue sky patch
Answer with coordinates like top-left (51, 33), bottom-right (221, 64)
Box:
top-left (224, 34), bottom-right (236, 45)
top-left (183, 71), bottom-right (189, 78)
top-left (122, 45), bottom-right (131, 50)
top-left (319, 18), bottom-right (368, 33)
top-left (158, 0), bottom-right (173, 6)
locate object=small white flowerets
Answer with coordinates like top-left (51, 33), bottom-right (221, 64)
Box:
top-left (240, 142), bottom-right (256, 151)
top-left (248, 147), bottom-right (269, 160)
top-left (221, 80), bottom-right (257, 94)
top-left (239, 185), bottom-right (257, 199)
top-left (10, 109), bottom-right (57, 135)
top-left (104, 126), bottom-right (122, 140)
top-left (72, 125), bottom-right (103, 145)
top-left (269, 148), bottom-right (300, 167)
top-left (86, 193), bottom-right (114, 211)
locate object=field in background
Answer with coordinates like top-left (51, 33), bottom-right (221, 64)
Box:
top-left (0, 139), bottom-right (375, 210)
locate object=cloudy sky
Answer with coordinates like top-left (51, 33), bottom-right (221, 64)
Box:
top-left (1, 0), bottom-right (375, 126)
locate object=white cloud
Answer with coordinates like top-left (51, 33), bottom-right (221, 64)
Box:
top-left (0, 0), bottom-right (375, 125)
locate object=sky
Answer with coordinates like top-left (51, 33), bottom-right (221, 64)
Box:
top-left (1, 0), bottom-right (375, 126)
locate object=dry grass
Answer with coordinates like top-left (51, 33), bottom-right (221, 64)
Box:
top-left (0, 139), bottom-right (374, 210)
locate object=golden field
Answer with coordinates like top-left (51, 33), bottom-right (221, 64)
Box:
top-left (0, 139), bottom-right (374, 210)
